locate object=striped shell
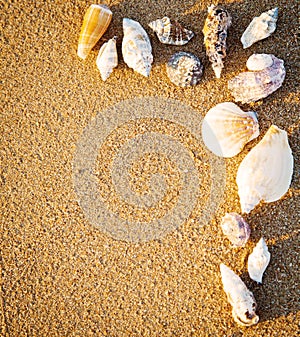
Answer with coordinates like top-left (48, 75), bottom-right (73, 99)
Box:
top-left (148, 17), bottom-right (194, 45)
top-left (96, 36), bottom-right (118, 81)
top-left (166, 52), bottom-right (203, 87)
top-left (77, 4), bottom-right (112, 60)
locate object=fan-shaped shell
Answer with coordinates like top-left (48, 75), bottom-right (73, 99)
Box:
top-left (96, 36), bottom-right (118, 81)
top-left (236, 125), bottom-right (294, 214)
top-left (201, 102), bottom-right (259, 157)
top-left (77, 4), bottom-right (113, 60)
top-left (221, 213), bottom-right (251, 247)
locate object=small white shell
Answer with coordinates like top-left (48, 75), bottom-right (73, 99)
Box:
top-left (220, 263), bottom-right (259, 326)
top-left (221, 213), bottom-right (251, 247)
top-left (236, 125), bottom-right (294, 214)
top-left (248, 238), bottom-right (271, 284)
top-left (201, 102), bottom-right (259, 157)
top-left (96, 36), bottom-right (118, 81)
top-left (241, 8), bottom-right (278, 48)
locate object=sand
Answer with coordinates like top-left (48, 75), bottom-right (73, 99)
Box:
top-left (1, 0), bottom-right (299, 336)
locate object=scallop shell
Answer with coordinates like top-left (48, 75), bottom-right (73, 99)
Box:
top-left (122, 18), bottom-right (153, 77)
top-left (248, 238), bottom-right (271, 284)
top-left (228, 54), bottom-right (286, 103)
top-left (148, 17), bottom-right (194, 45)
top-left (241, 8), bottom-right (278, 49)
top-left (166, 51), bottom-right (203, 87)
top-left (220, 263), bottom-right (259, 326)
top-left (201, 102), bottom-right (259, 157)
top-left (202, 5), bottom-right (231, 78)
top-left (221, 213), bottom-right (251, 247)
top-left (77, 4), bottom-right (113, 60)
top-left (96, 36), bottom-right (118, 81)
top-left (236, 125), bottom-right (294, 214)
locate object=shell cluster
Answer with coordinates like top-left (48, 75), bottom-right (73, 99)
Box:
top-left (221, 213), bottom-right (250, 247)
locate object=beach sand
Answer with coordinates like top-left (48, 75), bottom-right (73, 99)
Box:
top-left (1, 0), bottom-right (299, 336)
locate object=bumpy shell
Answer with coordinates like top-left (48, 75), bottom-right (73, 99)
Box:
top-left (201, 102), bottom-right (259, 157)
top-left (221, 213), bottom-right (251, 247)
top-left (248, 238), bottom-right (271, 284)
top-left (241, 8), bottom-right (278, 48)
top-left (96, 36), bottom-right (118, 81)
top-left (166, 51), bottom-right (203, 87)
top-left (122, 18), bottom-right (153, 77)
top-left (77, 4), bottom-right (113, 60)
top-left (228, 54), bottom-right (286, 103)
top-left (148, 17), bottom-right (194, 45)
top-left (202, 5), bottom-right (231, 78)
top-left (220, 264), bottom-right (259, 326)
top-left (237, 125), bottom-right (294, 214)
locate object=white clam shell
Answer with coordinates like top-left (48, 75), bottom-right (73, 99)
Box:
top-left (248, 238), bottom-right (271, 283)
top-left (201, 102), bottom-right (259, 157)
top-left (236, 125), bottom-right (294, 214)
top-left (241, 7), bottom-right (278, 48)
top-left (220, 263), bottom-right (259, 326)
top-left (122, 18), bottom-right (153, 77)
top-left (96, 36), bottom-right (118, 81)
top-left (221, 213), bottom-right (251, 247)
top-left (246, 53), bottom-right (273, 71)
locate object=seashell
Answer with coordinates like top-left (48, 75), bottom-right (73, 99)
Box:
top-left (248, 238), bottom-right (271, 284)
top-left (96, 36), bottom-right (118, 81)
top-left (228, 54), bottom-right (286, 103)
top-left (202, 5), bottom-right (231, 78)
top-left (77, 4), bottom-right (113, 60)
top-left (221, 213), bottom-right (251, 247)
top-left (236, 125), bottom-right (294, 214)
top-left (201, 102), bottom-right (259, 157)
top-left (220, 263), bottom-right (259, 326)
top-left (241, 8), bottom-right (278, 49)
top-left (122, 18), bottom-right (153, 77)
top-left (148, 17), bottom-right (194, 45)
top-left (166, 51), bottom-right (203, 87)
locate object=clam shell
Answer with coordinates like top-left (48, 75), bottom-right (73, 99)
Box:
top-left (122, 18), bottom-right (153, 77)
top-left (228, 54), bottom-right (286, 103)
top-left (236, 125), bottom-right (294, 214)
top-left (221, 213), bottom-right (251, 247)
top-left (248, 238), bottom-right (271, 284)
top-left (201, 102), bottom-right (259, 157)
top-left (148, 17), bottom-right (194, 45)
top-left (77, 4), bottom-right (113, 60)
top-left (220, 263), bottom-right (259, 326)
top-left (166, 51), bottom-right (203, 87)
top-left (96, 36), bottom-right (118, 81)
top-left (241, 8), bottom-right (278, 49)
top-left (202, 5), bottom-right (231, 78)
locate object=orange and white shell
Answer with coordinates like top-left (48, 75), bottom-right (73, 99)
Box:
top-left (96, 36), bottom-right (118, 81)
top-left (77, 4), bottom-right (112, 60)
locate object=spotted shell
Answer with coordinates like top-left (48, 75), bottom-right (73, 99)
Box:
top-left (221, 213), bottom-right (251, 247)
top-left (166, 52), bottom-right (203, 87)
top-left (96, 36), bottom-right (118, 81)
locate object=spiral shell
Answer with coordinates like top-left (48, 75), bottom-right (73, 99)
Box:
top-left (148, 17), bottom-right (194, 45)
top-left (201, 102), bottom-right (259, 158)
top-left (96, 36), bottom-right (118, 81)
top-left (77, 4), bottom-right (113, 60)
top-left (221, 213), bottom-right (251, 247)
top-left (166, 52), bottom-right (203, 87)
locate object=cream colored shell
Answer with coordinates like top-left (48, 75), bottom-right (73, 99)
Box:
top-left (96, 36), bottom-right (118, 81)
top-left (248, 238), bottom-right (271, 283)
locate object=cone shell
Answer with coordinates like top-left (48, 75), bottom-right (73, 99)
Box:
top-left (241, 8), bottom-right (278, 48)
top-left (166, 51), bottom-right (203, 87)
top-left (228, 54), bottom-right (286, 103)
top-left (148, 17), bottom-right (194, 45)
top-left (221, 213), bottom-right (251, 247)
top-left (220, 264), bottom-right (259, 326)
top-left (202, 5), bottom-right (231, 78)
top-left (96, 36), bottom-right (118, 81)
top-left (236, 125), bottom-right (294, 214)
top-left (77, 4), bottom-right (113, 60)
top-left (248, 238), bottom-right (271, 284)
top-left (202, 102), bottom-right (259, 157)
top-left (122, 18), bottom-right (153, 77)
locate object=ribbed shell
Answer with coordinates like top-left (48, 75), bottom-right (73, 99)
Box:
top-left (96, 36), bottom-right (118, 81)
top-left (221, 213), bottom-right (251, 247)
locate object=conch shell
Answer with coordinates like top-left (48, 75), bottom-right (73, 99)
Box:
top-left (122, 18), bottom-right (153, 77)
top-left (241, 8), bottom-right (278, 48)
top-left (203, 5), bottom-right (231, 78)
top-left (236, 125), bottom-right (294, 214)
top-left (96, 36), bottom-right (118, 81)
top-left (201, 102), bottom-right (259, 157)
top-left (220, 263), bottom-right (259, 326)
top-left (148, 17), bottom-right (194, 45)
top-left (77, 4), bottom-right (113, 60)
top-left (228, 54), bottom-right (286, 103)
top-left (221, 213), bottom-right (251, 247)
top-left (248, 238), bottom-right (271, 284)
